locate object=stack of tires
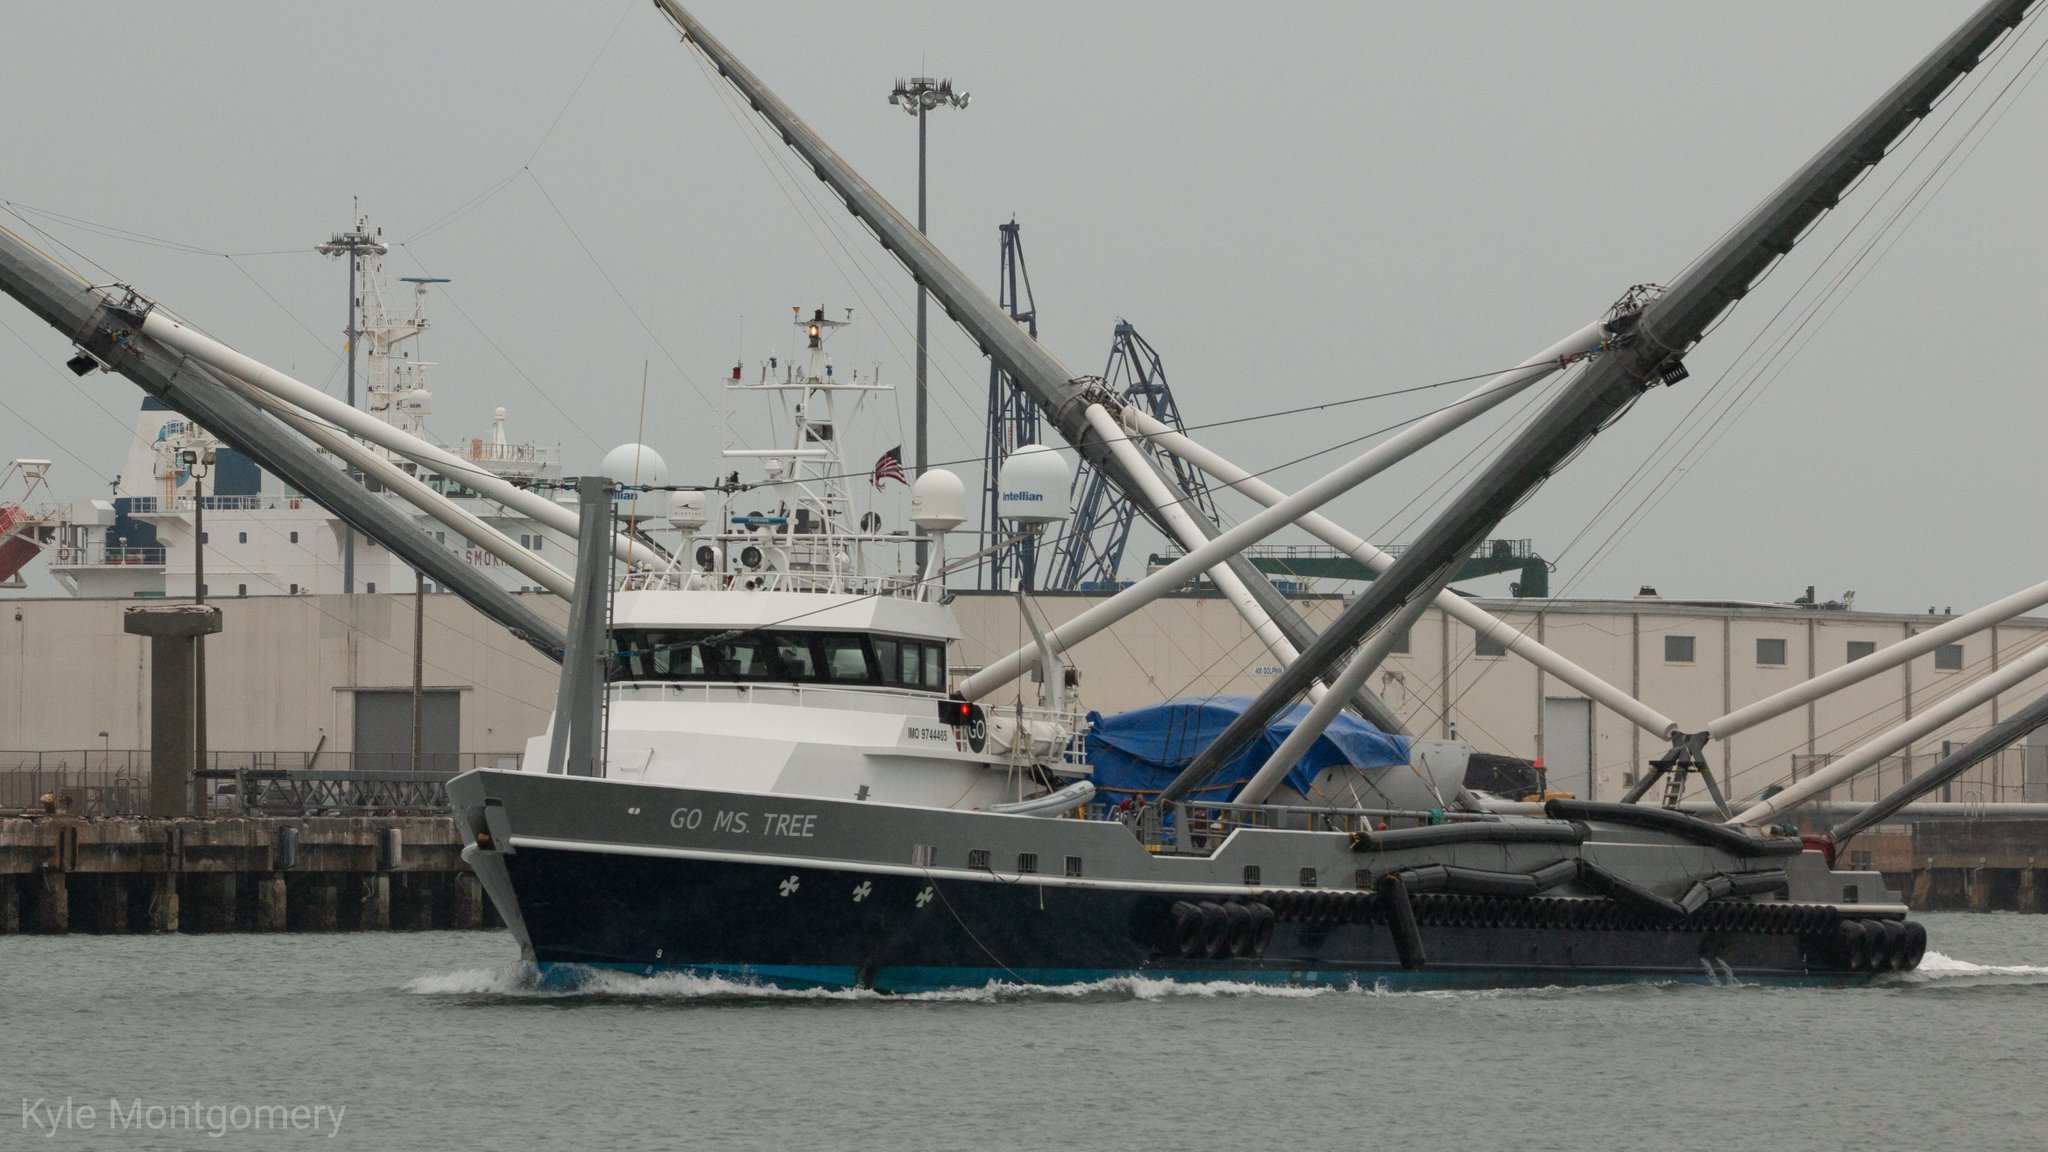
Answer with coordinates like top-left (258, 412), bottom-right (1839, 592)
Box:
top-left (1826, 917), bottom-right (1927, 973)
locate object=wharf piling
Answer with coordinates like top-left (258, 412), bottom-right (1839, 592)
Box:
top-left (0, 815), bottom-right (499, 935)
top-left (1857, 821), bottom-right (2048, 913)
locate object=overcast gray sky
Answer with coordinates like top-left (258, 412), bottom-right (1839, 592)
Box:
top-left (3, 1), bottom-right (2042, 612)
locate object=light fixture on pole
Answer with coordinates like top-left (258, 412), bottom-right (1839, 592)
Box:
top-left (887, 75), bottom-right (969, 573)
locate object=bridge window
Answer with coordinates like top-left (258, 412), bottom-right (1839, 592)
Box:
top-left (1664, 635), bottom-right (1695, 664)
top-left (818, 634), bottom-right (874, 683)
top-left (608, 628), bottom-right (945, 691)
top-left (1847, 640), bottom-right (1876, 662)
top-left (1934, 643), bottom-right (1964, 671)
top-left (1473, 626), bottom-right (1506, 658)
top-left (1756, 638), bottom-right (1786, 666)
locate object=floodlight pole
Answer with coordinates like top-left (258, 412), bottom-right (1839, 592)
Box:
top-left (890, 75), bottom-right (969, 572)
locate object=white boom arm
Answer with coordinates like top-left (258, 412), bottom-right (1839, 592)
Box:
top-left (1729, 637), bottom-right (2048, 826)
top-left (956, 322), bottom-right (1608, 702)
top-left (1707, 578), bottom-right (2048, 740)
top-left (1081, 402), bottom-right (1329, 703)
top-left (140, 310), bottom-right (650, 568)
top-left (1121, 405), bottom-right (1680, 740)
top-left (235, 381), bottom-right (576, 596)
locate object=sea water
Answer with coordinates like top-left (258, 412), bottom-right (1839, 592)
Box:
top-left (4, 912), bottom-right (2045, 1150)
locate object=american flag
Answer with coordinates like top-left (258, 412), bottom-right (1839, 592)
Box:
top-left (871, 445), bottom-right (906, 489)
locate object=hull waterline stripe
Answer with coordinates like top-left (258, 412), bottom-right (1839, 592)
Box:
top-left (500, 834), bottom-right (1905, 914)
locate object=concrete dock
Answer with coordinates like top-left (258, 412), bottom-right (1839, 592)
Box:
top-left (1866, 821), bottom-right (2048, 913)
top-left (0, 815), bottom-right (498, 934)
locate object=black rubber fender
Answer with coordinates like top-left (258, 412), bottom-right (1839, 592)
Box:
top-left (1171, 901), bottom-right (1205, 956)
top-left (1837, 919), bottom-right (1873, 971)
top-left (1543, 799), bottom-right (1807, 857)
top-left (1197, 901), bottom-right (1231, 958)
top-left (1352, 819), bottom-right (1586, 853)
top-left (1678, 881), bottom-right (1714, 918)
top-left (1578, 859), bottom-right (1687, 923)
top-left (1248, 902), bottom-right (1277, 955)
top-left (1221, 901), bottom-right (1257, 957)
top-left (1876, 919), bottom-right (1908, 971)
top-left (1379, 873), bottom-right (1426, 970)
top-left (1899, 920), bottom-right (1928, 971)
top-left (1442, 867), bottom-right (1539, 899)
top-left (1394, 863), bottom-right (1452, 893)
top-left (1528, 858), bottom-right (1582, 893)
top-left (1727, 869), bottom-right (1792, 898)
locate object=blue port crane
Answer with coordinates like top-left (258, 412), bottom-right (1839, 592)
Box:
top-left (1043, 320), bottom-right (1219, 591)
top-left (979, 219), bottom-right (1042, 590)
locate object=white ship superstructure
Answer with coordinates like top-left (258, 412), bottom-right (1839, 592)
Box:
top-left (534, 306), bottom-right (1089, 812)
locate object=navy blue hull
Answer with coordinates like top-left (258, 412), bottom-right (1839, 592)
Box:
top-left (501, 846), bottom-right (1882, 993)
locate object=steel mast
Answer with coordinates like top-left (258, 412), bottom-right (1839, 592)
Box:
top-left (1159, 0), bottom-right (2039, 808)
top-left (315, 213), bottom-right (385, 595)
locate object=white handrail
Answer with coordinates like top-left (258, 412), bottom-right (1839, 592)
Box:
top-left (1729, 638), bottom-right (2048, 826)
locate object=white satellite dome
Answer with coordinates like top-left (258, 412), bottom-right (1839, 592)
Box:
top-left (997, 443), bottom-right (1070, 524)
top-left (600, 443), bottom-right (669, 519)
top-left (910, 468), bottom-right (968, 533)
top-left (600, 443), bottom-right (668, 485)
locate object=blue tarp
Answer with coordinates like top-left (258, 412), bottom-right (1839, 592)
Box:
top-left (1083, 696), bottom-right (1412, 803)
